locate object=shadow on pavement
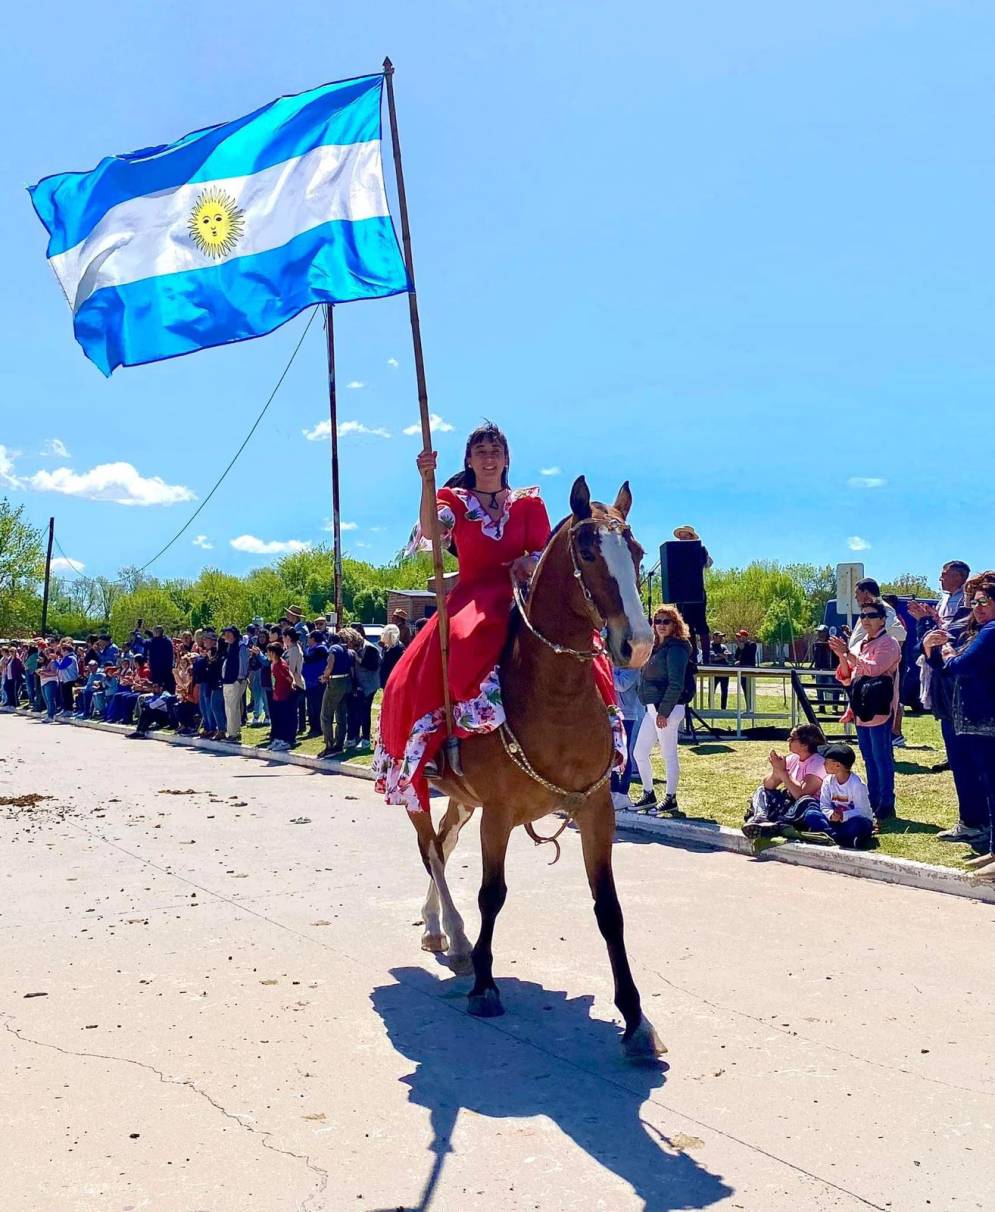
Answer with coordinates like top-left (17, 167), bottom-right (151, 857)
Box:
top-left (371, 966), bottom-right (732, 1212)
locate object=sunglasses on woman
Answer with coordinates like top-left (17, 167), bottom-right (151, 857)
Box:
top-left (653, 619), bottom-right (674, 627)
top-left (970, 595), bottom-right (992, 607)
top-left (858, 612), bottom-right (884, 620)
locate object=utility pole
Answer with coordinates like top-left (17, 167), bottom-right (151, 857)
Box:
top-left (40, 516), bottom-right (54, 635)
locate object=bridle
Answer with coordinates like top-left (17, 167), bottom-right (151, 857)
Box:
top-left (512, 517), bottom-right (630, 661)
top-left (500, 514), bottom-right (634, 838)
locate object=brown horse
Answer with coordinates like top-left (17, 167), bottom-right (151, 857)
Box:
top-left (408, 476), bottom-right (664, 1059)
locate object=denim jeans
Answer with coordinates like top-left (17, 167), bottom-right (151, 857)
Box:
top-left (249, 671), bottom-right (268, 721)
top-left (940, 717), bottom-right (988, 830)
top-left (961, 735), bottom-right (995, 855)
top-left (856, 721), bottom-right (895, 815)
top-left (801, 806), bottom-right (873, 848)
top-left (42, 681), bottom-right (61, 718)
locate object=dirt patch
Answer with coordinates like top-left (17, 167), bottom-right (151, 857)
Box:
top-left (0, 794), bottom-right (53, 808)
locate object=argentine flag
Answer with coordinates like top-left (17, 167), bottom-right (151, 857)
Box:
top-left (29, 74), bottom-right (409, 375)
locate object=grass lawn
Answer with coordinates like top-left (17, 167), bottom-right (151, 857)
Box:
top-left (240, 682), bottom-right (979, 872)
top-left (646, 691), bottom-right (976, 871)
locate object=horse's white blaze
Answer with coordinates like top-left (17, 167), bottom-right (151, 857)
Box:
top-left (601, 528), bottom-right (653, 651)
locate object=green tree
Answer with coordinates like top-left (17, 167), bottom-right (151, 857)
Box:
top-left (784, 562), bottom-right (836, 625)
top-left (109, 583), bottom-right (188, 642)
top-left (881, 572), bottom-right (938, 598)
top-left (0, 499), bottom-right (44, 635)
top-left (706, 562), bottom-right (812, 644)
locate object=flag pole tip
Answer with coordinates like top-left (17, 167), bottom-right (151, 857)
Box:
top-left (383, 56), bottom-right (394, 73)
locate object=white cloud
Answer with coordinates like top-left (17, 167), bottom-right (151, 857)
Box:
top-left (27, 461), bottom-right (195, 507)
top-left (321, 520), bottom-right (358, 532)
top-left (192, 534), bottom-right (214, 550)
top-left (50, 555), bottom-right (84, 574)
top-left (355, 541), bottom-right (371, 549)
top-left (230, 534), bottom-right (312, 556)
top-left (0, 445), bottom-right (21, 489)
top-left (848, 477), bottom-right (887, 489)
top-left (346, 380), bottom-right (365, 390)
top-left (302, 419), bottom-right (391, 441)
top-left (540, 466), bottom-right (562, 477)
top-left (40, 438), bottom-right (71, 458)
top-left (403, 413), bottom-right (454, 436)
top-left (387, 358), bottom-right (399, 369)
top-left (847, 536), bottom-right (872, 552)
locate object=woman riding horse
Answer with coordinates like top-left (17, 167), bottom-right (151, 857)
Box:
top-left (373, 421), bottom-right (624, 814)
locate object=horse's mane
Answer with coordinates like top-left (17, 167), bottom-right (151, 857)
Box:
top-left (503, 515), bottom-right (573, 658)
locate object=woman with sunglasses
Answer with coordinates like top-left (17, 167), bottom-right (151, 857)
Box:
top-left (924, 572), bottom-right (995, 879)
top-left (631, 606), bottom-right (693, 814)
top-left (829, 599), bottom-right (902, 825)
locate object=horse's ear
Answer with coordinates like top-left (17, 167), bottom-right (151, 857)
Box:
top-left (570, 476), bottom-right (592, 521)
top-left (614, 481), bottom-right (632, 520)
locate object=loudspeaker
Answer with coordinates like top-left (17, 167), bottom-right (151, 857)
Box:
top-left (660, 540), bottom-right (706, 605)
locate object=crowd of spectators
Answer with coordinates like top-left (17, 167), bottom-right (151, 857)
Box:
top-left (0, 604), bottom-right (412, 758)
top-left (4, 559), bottom-right (993, 878)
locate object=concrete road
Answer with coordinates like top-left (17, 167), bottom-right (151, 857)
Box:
top-left (2, 714), bottom-right (992, 1212)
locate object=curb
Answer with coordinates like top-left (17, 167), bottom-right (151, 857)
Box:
top-left (613, 810), bottom-right (995, 906)
top-left (12, 713), bottom-right (993, 906)
top-left (60, 714), bottom-right (377, 784)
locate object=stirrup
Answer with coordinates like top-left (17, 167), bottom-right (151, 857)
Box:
top-left (443, 734), bottom-right (464, 777)
top-left (426, 735), bottom-right (464, 779)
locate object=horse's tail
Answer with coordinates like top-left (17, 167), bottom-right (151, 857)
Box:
top-left (523, 818), bottom-right (570, 865)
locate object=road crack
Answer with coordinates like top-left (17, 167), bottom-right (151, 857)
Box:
top-left (3, 1018), bottom-right (329, 1212)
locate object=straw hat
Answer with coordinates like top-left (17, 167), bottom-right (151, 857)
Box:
top-left (285, 605), bottom-right (303, 618)
top-left (673, 525), bottom-right (700, 541)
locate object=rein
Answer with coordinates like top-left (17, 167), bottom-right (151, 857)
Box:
top-left (511, 518), bottom-right (612, 661)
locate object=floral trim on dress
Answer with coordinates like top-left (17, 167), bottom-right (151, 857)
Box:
top-left (447, 486), bottom-right (541, 541)
top-left (374, 666), bottom-right (627, 813)
top-left (373, 666), bottom-right (507, 813)
top-left (404, 504), bottom-right (457, 557)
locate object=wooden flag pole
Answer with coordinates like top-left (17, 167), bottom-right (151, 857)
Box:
top-left (382, 57), bottom-right (457, 749)
top-left (324, 303), bottom-right (344, 628)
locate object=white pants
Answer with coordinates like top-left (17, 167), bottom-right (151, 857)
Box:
top-left (223, 680), bottom-right (245, 740)
top-left (633, 703), bottom-right (685, 797)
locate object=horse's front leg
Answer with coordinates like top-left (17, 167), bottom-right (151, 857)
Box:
top-left (411, 801), bottom-right (475, 973)
top-left (578, 795), bottom-right (666, 1059)
top-left (468, 806), bottom-right (513, 1018)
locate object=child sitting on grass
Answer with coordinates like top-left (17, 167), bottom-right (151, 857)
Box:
top-left (800, 742), bottom-right (874, 849)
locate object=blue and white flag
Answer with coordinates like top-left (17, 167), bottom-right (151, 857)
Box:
top-left (29, 74), bottom-right (409, 375)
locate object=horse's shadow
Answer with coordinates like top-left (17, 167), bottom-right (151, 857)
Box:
top-left (370, 966), bottom-right (732, 1212)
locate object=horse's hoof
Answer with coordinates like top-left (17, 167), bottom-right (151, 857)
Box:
top-left (622, 1017), bottom-right (667, 1060)
top-left (448, 952), bottom-right (475, 976)
top-left (421, 932), bottom-right (448, 953)
top-left (468, 988), bottom-right (504, 1018)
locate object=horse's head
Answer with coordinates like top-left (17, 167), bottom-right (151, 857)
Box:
top-left (566, 476), bottom-right (653, 669)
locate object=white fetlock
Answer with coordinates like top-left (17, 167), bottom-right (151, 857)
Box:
top-left (421, 932), bottom-right (448, 953)
top-left (447, 951), bottom-right (474, 976)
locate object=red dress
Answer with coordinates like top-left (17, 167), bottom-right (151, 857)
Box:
top-left (373, 486), bottom-right (625, 813)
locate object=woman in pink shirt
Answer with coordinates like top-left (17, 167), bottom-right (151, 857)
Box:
top-left (830, 599), bottom-right (902, 822)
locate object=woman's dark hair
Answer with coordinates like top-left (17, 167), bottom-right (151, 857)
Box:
top-left (789, 723), bottom-right (826, 755)
top-left (266, 642), bottom-right (283, 657)
top-left (443, 421), bottom-right (510, 491)
top-left (862, 598), bottom-right (887, 619)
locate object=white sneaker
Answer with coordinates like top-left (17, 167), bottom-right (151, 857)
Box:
top-left (891, 735), bottom-right (907, 749)
top-left (269, 739), bottom-right (290, 751)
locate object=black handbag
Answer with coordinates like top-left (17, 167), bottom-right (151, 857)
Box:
top-left (851, 674), bottom-right (893, 721)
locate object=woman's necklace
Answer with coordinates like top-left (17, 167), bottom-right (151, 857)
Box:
top-left (476, 486), bottom-right (506, 514)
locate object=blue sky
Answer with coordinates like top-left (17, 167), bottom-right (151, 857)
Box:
top-left (3, 2), bottom-right (991, 585)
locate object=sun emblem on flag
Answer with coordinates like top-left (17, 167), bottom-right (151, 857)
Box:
top-left (188, 188), bottom-right (245, 259)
